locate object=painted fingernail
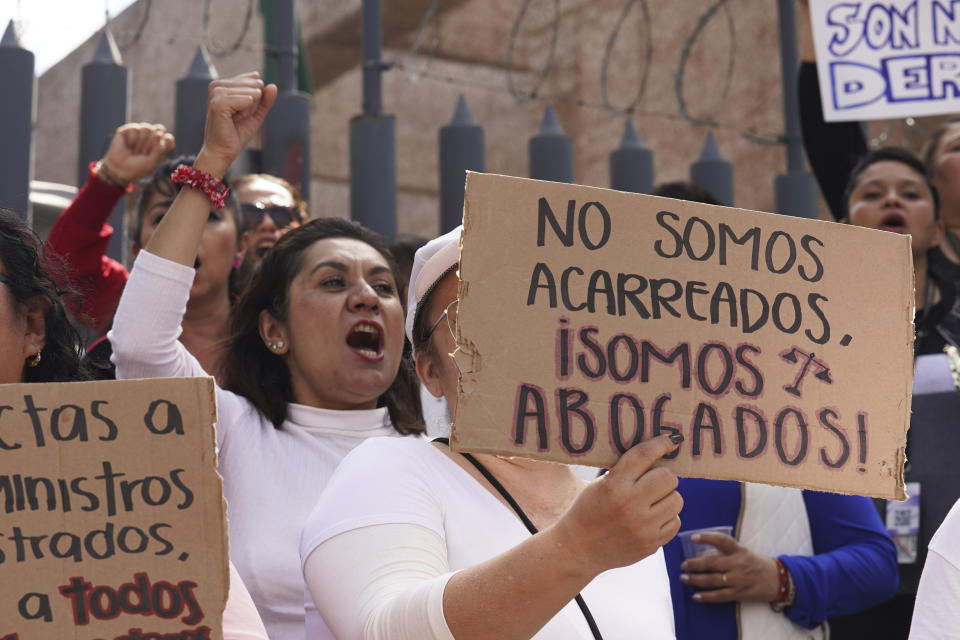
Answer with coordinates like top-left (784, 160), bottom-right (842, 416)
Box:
top-left (680, 561), bottom-right (689, 570)
top-left (691, 534), bottom-right (701, 542)
top-left (669, 433), bottom-right (684, 445)
top-left (692, 593), bottom-right (702, 601)
top-left (679, 574), bottom-right (690, 582)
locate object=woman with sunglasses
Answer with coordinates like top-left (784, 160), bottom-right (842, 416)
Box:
top-left (231, 173), bottom-right (306, 294)
top-left (235, 174), bottom-right (305, 259)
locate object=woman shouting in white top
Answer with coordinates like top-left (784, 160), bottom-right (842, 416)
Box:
top-left (109, 72), bottom-right (423, 640)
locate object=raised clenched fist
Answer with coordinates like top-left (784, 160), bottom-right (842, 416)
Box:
top-left (196, 72), bottom-right (277, 179)
top-left (101, 123), bottom-right (175, 185)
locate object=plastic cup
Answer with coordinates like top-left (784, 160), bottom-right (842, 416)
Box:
top-left (678, 526), bottom-right (734, 559)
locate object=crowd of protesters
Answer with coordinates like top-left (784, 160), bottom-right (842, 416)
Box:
top-left (6, 9), bottom-right (960, 636)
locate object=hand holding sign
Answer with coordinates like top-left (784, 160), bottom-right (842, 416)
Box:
top-left (553, 434), bottom-right (684, 576)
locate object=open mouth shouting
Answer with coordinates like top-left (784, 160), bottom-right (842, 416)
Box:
top-left (346, 321), bottom-right (384, 361)
top-left (880, 212), bottom-right (907, 233)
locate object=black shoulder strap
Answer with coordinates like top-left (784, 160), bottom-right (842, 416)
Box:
top-left (432, 437), bottom-right (603, 640)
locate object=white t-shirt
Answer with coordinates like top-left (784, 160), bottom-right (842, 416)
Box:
top-left (300, 436), bottom-right (676, 639)
top-left (909, 498), bottom-right (960, 639)
top-left (110, 251), bottom-right (405, 640)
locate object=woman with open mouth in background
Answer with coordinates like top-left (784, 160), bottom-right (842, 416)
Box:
top-left (108, 72), bottom-right (422, 640)
top-left (44, 123), bottom-right (242, 382)
top-left (666, 146), bottom-right (950, 640)
top-left (231, 173), bottom-right (307, 295)
top-left (844, 147), bottom-right (955, 356)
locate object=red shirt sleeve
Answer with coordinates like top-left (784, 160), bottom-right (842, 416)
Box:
top-left (45, 162), bottom-right (130, 334)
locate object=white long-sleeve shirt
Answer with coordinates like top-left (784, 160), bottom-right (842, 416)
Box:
top-left (110, 250), bottom-right (405, 640)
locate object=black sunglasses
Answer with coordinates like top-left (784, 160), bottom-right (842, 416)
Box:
top-left (240, 202), bottom-right (301, 228)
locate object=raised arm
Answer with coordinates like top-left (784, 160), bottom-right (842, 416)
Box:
top-left (143, 74), bottom-right (276, 266)
top-left (46, 123), bottom-right (174, 333)
top-left (108, 75), bottom-right (275, 445)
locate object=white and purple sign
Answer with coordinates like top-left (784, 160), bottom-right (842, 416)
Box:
top-left (810, 0), bottom-right (960, 121)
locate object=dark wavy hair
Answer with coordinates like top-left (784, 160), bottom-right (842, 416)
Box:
top-left (219, 217), bottom-right (423, 433)
top-left (843, 147), bottom-right (940, 220)
top-left (0, 209), bottom-right (87, 382)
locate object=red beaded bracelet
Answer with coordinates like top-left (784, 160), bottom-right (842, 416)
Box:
top-left (170, 164), bottom-right (229, 210)
top-left (770, 558), bottom-right (796, 612)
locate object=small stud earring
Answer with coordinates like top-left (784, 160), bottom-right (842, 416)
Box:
top-left (27, 349), bottom-right (42, 367)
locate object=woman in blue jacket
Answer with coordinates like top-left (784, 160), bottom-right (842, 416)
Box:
top-left (664, 479), bottom-right (897, 639)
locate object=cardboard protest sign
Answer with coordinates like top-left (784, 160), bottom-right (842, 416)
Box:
top-left (0, 377), bottom-right (226, 640)
top-left (810, 0), bottom-right (960, 122)
top-left (451, 173), bottom-right (913, 500)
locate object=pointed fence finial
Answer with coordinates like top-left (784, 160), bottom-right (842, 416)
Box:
top-left (529, 105), bottom-right (573, 183)
top-left (689, 130), bottom-right (733, 206)
top-left (537, 104), bottom-right (565, 136)
top-left (185, 44), bottom-right (217, 80)
top-left (91, 29), bottom-right (122, 64)
top-left (610, 120), bottom-right (653, 194)
top-left (1, 20), bottom-right (21, 47)
top-left (449, 94), bottom-right (477, 126)
top-left (618, 119), bottom-right (645, 149)
top-left (697, 130), bottom-right (723, 162)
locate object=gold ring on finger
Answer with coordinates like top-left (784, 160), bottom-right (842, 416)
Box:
top-left (721, 572), bottom-right (728, 585)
